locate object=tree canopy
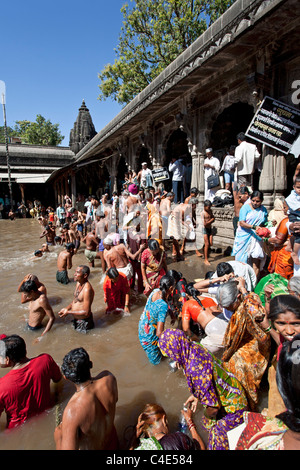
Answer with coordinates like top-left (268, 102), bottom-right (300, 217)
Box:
top-left (0, 115), bottom-right (64, 146)
top-left (98, 0), bottom-right (235, 105)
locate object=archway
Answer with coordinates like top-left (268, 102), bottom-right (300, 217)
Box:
top-left (164, 128), bottom-right (191, 166)
top-left (136, 146), bottom-right (152, 173)
top-left (210, 102), bottom-right (255, 152)
top-left (163, 128), bottom-right (191, 193)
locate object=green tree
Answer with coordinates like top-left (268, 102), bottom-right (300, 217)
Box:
top-left (0, 125), bottom-right (20, 144)
top-left (14, 114), bottom-right (64, 146)
top-left (98, 0), bottom-right (235, 105)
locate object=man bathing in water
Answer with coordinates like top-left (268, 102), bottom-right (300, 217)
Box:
top-left (54, 347), bottom-right (118, 450)
top-left (40, 223), bottom-right (56, 245)
top-left (82, 228), bottom-right (104, 268)
top-left (56, 243), bottom-right (75, 284)
top-left (58, 265), bottom-right (95, 333)
top-left (19, 279), bottom-right (55, 337)
top-left (18, 273), bottom-right (47, 296)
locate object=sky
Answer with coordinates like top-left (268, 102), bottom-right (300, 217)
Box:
top-left (1, 0), bottom-right (125, 146)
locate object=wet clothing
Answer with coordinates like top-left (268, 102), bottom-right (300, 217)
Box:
top-left (27, 322), bottom-right (43, 331)
top-left (158, 329), bottom-right (248, 450)
top-left (84, 248), bottom-right (97, 263)
top-left (222, 292), bottom-right (271, 409)
top-left (138, 289), bottom-right (169, 365)
top-left (103, 272), bottom-right (130, 312)
top-left (0, 354), bottom-right (61, 429)
top-left (141, 247), bottom-right (166, 296)
top-left (56, 270), bottom-right (69, 284)
top-left (72, 315), bottom-right (94, 333)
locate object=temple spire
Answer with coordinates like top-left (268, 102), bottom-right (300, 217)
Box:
top-left (69, 100), bottom-right (97, 154)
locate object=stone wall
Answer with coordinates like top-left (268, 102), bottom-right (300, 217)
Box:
top-left (210, 206), bottom-right (235, 251)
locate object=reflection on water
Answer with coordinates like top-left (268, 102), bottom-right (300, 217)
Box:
top-left (0, 218), bottom-right (212, 450)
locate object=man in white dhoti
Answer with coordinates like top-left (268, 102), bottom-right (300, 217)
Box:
top-left (204, 148), bottom-right (220, 202)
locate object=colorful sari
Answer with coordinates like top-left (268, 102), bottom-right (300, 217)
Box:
top-left (222, 293), bottom-right (271, 410)
top-left (138, 289), bottom-right (169, 364)
top-left (141, 246), bottom-right (166, 296)
top-left (268, 217), bottom-right (293, 280)
top-left (158, 329), bottom-right (248, 450)
top-left (146, 202), bottom-right (163, 245)
top-left (235, 412), bottom-right (288, 450)
top-left (254, 273), bottom-right (288, 306)
top-left (232, 203), bottom-right (268, 264)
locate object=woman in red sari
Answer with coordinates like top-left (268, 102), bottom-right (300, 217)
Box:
top-left (141, 239), bottom-right (167, 297)
top-left (268, 201), bottom-right (293, 280)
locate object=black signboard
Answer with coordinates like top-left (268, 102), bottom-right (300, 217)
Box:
top-left (152, 167), bottom-right (170, 183)
top-left (245, 96), bottom-right (300, 154)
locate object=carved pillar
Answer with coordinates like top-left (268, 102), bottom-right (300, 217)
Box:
top-left (191, 149), bottom-right (205, 204)
top-left (274, 153), bottom-right (287, 198)
top-left (259, 146), bottom-right (286, 210)
top-left (259, 146), bottom-right (275, 210)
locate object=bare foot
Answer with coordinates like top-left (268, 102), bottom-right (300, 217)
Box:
top-left (196, 250), bottom-right (203, 257)
top-left (204, 260), bottom-right (211, 266)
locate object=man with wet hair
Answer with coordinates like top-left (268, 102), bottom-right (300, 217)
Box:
top-left (54, 347), bottom-right (119, 450)
top-left (0, 335), bottom-right (62, 429)
top-left (58, 265), bottom-right (95, 333)
top-left (56, 242), bottom-right (75, 284)
top-left (19, 279), bottom-right (55, 337)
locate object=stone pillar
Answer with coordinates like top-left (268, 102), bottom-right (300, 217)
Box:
top-left (259, 146), bottom-right (275, 210)
top-left (274, 153), bottom-right (287, 199)
top-left (71, 172), bottom-right (76, 207)
top-left (191, 148), bottom-right (200, 189)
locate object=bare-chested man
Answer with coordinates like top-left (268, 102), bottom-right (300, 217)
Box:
top-left (58, 265), bottom-right (95, 333)
top-left (19, 279), bottom-right (55, 337)
top-left (18, 273), bottom-right (47, 296)
top-left (54, 347), bottom-right (118, 450)
top-left (40, 224), bottom-right (56, 245)
top-left (82, 228), bottom-right (103, 268)
top-left (56, 243), bottom-right (75, 284)
top-left (103, 236), bottom-right (145, 281)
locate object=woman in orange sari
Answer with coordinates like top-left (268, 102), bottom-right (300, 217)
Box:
top-left (268, 201), bottom-right (293, 280)
top-left (216, 278), bottom-right (271, 410)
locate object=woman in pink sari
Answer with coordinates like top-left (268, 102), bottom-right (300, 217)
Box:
top-left (141, 239), bottom-right (167, 296)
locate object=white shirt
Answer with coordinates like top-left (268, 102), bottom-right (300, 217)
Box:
top-left (211, 260), bottom-right (257, 291)
top-left (169, 160), bottom-right (186, 181)
top-left (234, 141), bottom-right (260, 176)
top-left (221, 154), bottom-right (235, 173)
top-left (204, 157), bottom-right (220, 181)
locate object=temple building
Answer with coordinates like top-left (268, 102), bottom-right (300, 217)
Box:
top-left (0, 100), bottom-right (96, 206)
